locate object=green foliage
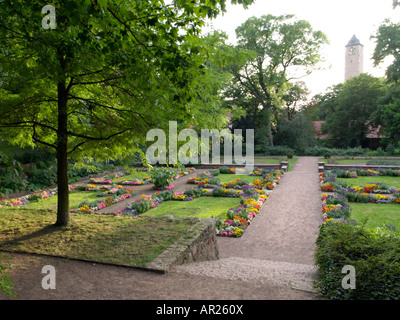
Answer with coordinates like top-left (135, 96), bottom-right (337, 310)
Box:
top-left (218, 166), bottom-right (232, 174)
top-left (322, 74), bottom-right (388, 148)
top-left (27, 161), bottom-right (57, 188)
top-left (225, 14), bottom-right (328, 150)
top-left (154, 190), bottom-right (173, 201)
top-left (0, 253), bottom-right (17, 298)
top-left (315, 221), bottom-right (400, 300)
top-left (0, 165), bottom-right (29, 195)
top-left (0, 0), bottom-right (257, 224)
top-left (0, 148), bottom-right (115, 196)
top-left (274, 113), bottom-right (316, 154)
top-left (256, 145), bottom-right (295, 156)
top-left (150, 167), bottom-right (175, 189)
top-left (183, 188), bottom-right (205, 198)
top-left (304, 146), bottom-right (365, 157)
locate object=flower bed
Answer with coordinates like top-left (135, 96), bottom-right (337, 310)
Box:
top-left (219, 166), bottom-right (236, 174)
top-left (89, 167), bottom-right (195, 186)
top-left (0, 190), bottom-right (57, 207)
top-left (320, 171), bottom-right (400, 204)
top-left (89, 171), bottom-right (128, 184)
top-left (187, 168), bottom-right (283, 191)
top-left (71, 185), bottom-right (135, 213)
top-left (332, 168), bottom-right (400, 178)
top-left (112, 185), bottom-right (269, 238)
top-left (216, 188), bottom-right (268, 238)
top-left (317, 169), bottom-right (400, 300)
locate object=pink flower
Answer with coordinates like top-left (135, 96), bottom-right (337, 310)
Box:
top-left (120, 195), bottom-right (126, 200)
top-left (99, 202), bottom-right (106, 209)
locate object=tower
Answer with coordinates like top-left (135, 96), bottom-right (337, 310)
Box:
top-left (345, 35), bottom-right (364, 81)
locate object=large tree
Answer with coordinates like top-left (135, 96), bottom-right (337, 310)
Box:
top-left (371, 4), bottom-right (400, 148)
top-left (0, 0), bottom-right (254, 226)
top-left (224, 14), bottom-right (328, 151)
top-left (323, 74), bottom-right (388, 148)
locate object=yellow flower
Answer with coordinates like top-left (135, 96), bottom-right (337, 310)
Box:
top-left (243, 199), bottom-right (257, 206)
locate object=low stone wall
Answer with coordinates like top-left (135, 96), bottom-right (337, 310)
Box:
top-left (146, 218), bottom-right (219, 273)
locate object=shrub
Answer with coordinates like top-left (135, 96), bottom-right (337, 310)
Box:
top-left (315, 221), bottom-right (400, 300)
top-left (155, 190), bottom-right (173, 201)
top-left (183, 188), bottom-right (204, 198)
top-left (151, 167), bottom-right (175, 189)
top-left (261, 145), bottom-right (295, 156)
top-left (0, 253), bottom-right (17, 298)
top-left (219, 166), bottom-right (231, 174)
top-left (27, 161), bottom-right (57, 188)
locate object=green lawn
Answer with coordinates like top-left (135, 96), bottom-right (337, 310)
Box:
top-left (254, 157), bottom-right (297, 171)
top-left (24, 191), bottom-right (101, 210)
top-left (144, 197), bottom-right (241, 219)
top-left (217, 174), bottom-right (259, 184)
top-left (0, 208), bottom-right (197, 267)
top-left (338, 176), bottom-right (400, 188)
top-left (350, 203), bottom-right (400, 231)
top-left (112, 170), bottom-right (150, 182)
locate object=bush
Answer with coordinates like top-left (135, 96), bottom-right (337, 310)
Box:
top-left (364, 147), bottom-right (389, 157)
top-left (257, 145), bottom-right (295, 156)
top-left (219, 166), bottom-right (231, 174)
top-left (0, 164), bottom-right (30, 195)
top-left (150, 167), bottom-right (175, 189)
top-left (27, 161), bottom-right (57, 188)
top-left (315, 221), bottom-right (400, 300)
top-left (183, 188), bottom-right (204, 198)
top-left (304, 146), bottom-right (365, 157)
top-left (0, 253), bottom-right (17, 298)
top-left (155, 190), bottom-right (173, 201)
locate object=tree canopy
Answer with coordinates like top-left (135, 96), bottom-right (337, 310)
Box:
top-left (224, 14), bottom-right (328, 151)
top-left (0, 0), bottom-right (255, 226)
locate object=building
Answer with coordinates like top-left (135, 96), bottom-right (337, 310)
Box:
top-left (344, 35), bottom-right (364, 81)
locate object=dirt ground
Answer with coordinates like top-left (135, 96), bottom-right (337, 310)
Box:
top-left (1, 159), bottom-right (324, 303)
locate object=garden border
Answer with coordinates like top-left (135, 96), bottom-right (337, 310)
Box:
top-left (146, 218), bottom-right (218, 273)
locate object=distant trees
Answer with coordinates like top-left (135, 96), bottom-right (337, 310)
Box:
top-left (372, 15), bottom-right (400, 149)
top-left (224, 14), bottom-right (328, 152)
top-left (321, 74), bottom-right (388, 148)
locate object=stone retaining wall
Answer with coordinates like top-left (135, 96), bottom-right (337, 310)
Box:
top-left (146, 218), bottom-right (219, 273)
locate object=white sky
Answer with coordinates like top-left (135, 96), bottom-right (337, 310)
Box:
top-left (205, 0), bottom-right (399, 99)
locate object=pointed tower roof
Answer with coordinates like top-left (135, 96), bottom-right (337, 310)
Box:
top-left (346, 34), bottom-right (362, 47)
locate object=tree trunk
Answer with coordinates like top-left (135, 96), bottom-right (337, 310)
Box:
top-left (256, 106), bottom-right (274, 151)
top-left (55, 80), bottom-right (70, 227)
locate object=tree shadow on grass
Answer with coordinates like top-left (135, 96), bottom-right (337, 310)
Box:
top-left (0, 224), bottom-right (63, 249)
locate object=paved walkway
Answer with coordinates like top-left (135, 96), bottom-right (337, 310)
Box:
top-left (174, 157), bottom-right (323, 294)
